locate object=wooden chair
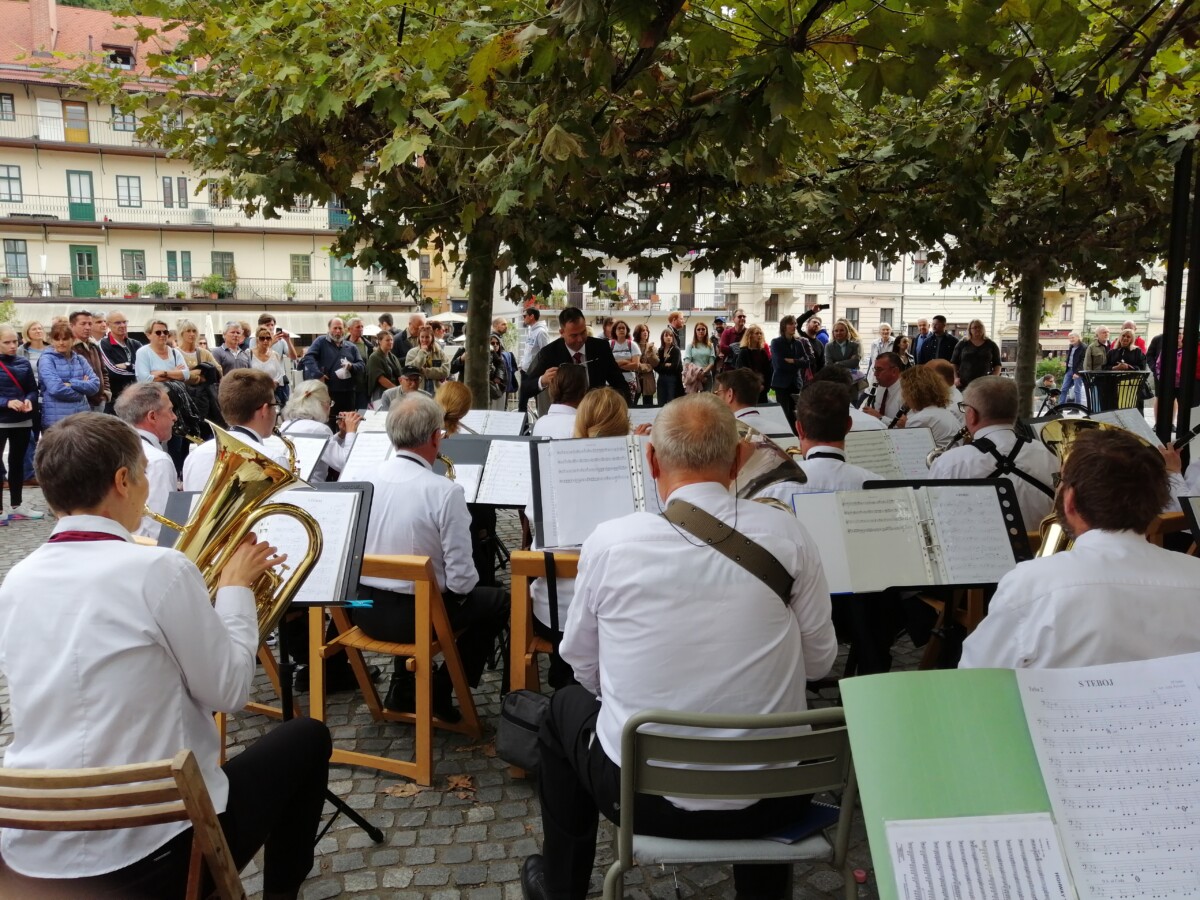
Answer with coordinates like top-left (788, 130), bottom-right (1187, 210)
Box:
top-left (917, 587), bottom-right (988, 670)
top-left (509, 550), bottom-right (579, 696)
top-left (308, 555), bottom-right (482, 785)
top-left (0, 750), bottom-right (245, 900)
top-left (1147, 510), bottom-right (1187, 548)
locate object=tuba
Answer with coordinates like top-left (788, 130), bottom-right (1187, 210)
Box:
top-left (734, 420), bottom-right (806, 513)
top-left (146, 424), bottom-right (323, 639)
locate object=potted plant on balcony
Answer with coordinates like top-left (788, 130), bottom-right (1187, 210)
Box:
top-left (124, 283), bottom-right (142, 299)
top-left (0, 277), bottom-right (11, 297)
top-left (199, 273), bottom-right (226, 299)
top-left (144, 281), bottom-right (170, 299)
top-left (284, 282), bottom-right (295, 302)
top-left (175, 290), bottom-right (186, 299)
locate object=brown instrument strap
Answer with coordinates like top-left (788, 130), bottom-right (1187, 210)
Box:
top-left (662, 500), bottom-right (793, 605)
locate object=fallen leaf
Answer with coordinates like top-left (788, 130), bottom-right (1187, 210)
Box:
top-left (382, 782), bottom-right (426, 798)
top-left (447, 774), bottom-right (476, 793)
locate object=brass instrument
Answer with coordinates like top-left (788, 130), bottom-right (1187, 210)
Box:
top-left (926, 426), bottom-right (971, 467)
top-left (735, 420), bottom-right (806, 512)
top-left (438, 452), bottom-right (457, 481)
top-left (145, 424), bottom-right (323, 639)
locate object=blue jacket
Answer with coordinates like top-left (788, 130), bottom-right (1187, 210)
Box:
top-left (0, 353), bottom-right (37, 426)
top-left (301, 335), bottom-right (364, 392)
top-left (37, 349), bottom-right (100, 426)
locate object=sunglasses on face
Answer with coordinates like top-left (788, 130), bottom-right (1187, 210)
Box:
top-left (152, 330), bottom-right (170, 336)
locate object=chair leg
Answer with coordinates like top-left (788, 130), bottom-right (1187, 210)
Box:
top-left (602, 860), bottom-right (626, 900)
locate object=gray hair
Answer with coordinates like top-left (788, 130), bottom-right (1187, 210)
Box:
top-left (0, 324), bottom-right (16, 340)
top-left (1068, 331), bottom-right (1080, 340)
top-left (649, 393), bottom-right (738, 472)
top-left (327, 316), bottom-right (345, 328)
top-left (115, 382), bottom-right (169, 426)
top-left (283, 379), bottom-right (330, 424)
top-left (386, 393), bottom-right (444, 450)
top-left (346, 317), bottom-right (364, 328)
top-left (223, 321), bottom-right (242, 333)
top-left (962, 375), bottom-right (1018, 423)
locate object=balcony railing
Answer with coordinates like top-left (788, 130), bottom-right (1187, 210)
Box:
top-left (0, 194), bottom-right (342, 232)
top-left (569, 291), bottom-right (735, 314)
top-left (0, 273), bottom-right (418, 306)
top-left (0, 113), bottom-right (163, 151)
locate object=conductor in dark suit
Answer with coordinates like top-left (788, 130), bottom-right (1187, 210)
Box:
top-left (519, 307), bottom-right (627, 410)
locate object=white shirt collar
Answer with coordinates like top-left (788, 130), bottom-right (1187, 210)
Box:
top-left (1071, 529), bottom-right (1151, 551)
top-left (804, 446), bottom-right (845, 461)
top-left (135, 428), bottom-right (163, 447)
top-left (547, 404), bottom-right (577, 416)
top-left (664, 480), bottom-right (735, 506)
top-left (734, 408), bottom-right (761, 419)
top-left (974, 424), bottom-right (1016, 441)
top-left (51, 514), bottom-right (134, 543)
top-left (394, 449), bottom-right (432, 470)
top-left (227, 425), bottom-right (265, 444)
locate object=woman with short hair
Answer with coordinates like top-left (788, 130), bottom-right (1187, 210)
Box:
top-left (38, 321), bottom-right (99, 428)
top-left (135, 318), bottom-right (188, 384)
top-left (251, 326), bottom-right (289, 408)
top-left (280, 379), bottom-right (361, 482)
top-left (950, 319), bottom-right (1002, 389)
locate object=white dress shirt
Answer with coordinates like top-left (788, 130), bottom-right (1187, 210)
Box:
top-left (862, 382), bottom-right (904, 425)
top-left (733, 407), bottom-right (762, 425)
top-left (280, 417), bottom-right (357, 483)
top-left (531, 404), bottom-right (578, 439)
top-left (947, 386), bottom-right (965, 425)
top-left (360, 450), bottom-right (478, 595)
top-left (960, 529), bottom-right (1200, 669)
top-left (848, 406), bottom-right (886, 431)
top-left (793, 447), bottom-right (883, 493)
top-left (181, 425), bottom-right (290, 492)
top-left (560, 481), bottom-right (837, 809)
top-left (929, 424), bottom-right (1059, 532)
top-left (0, 515), bottom-right (257, 877)
top-left (136, 428), bottom-right (178, 541)
top-left (905, 405), bottom-right (962, 448)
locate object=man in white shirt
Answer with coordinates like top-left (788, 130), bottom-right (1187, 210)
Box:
top-left (0, 412), bottom-right (330, 897)
top-left (521, 394), bottom-right (837, 900)
top-left (183, 369), bottom-right (290, 492)
top-left (858, 351), bottom-right (905, 426)
top-left (114, 382), bottom-right (178, 541)
top-left (928, 376), bottom-right (1058, 532)
top-left (961, 429), bottom-right (1200, 669)
top-left (355, 393), bottom-right (508, 722)
top-left (715, 367), bottom-right (765, 426)
top-left (792, 381), bottom-right (883, 493)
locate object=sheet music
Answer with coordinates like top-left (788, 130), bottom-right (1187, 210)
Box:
top-left (627, 407), bottom-right (660, 429)
top-left (843, 431), bottom-right (903, 479)
top-left (635, 434), bottom-right (665, 514)
top-left (538, 438), bottom-right (637, 547)
top-left (359, 410), bottom-right (389, 432)
top-left (891, 428), bottom-right (935, 478)
top-left (475, 439), bottom-right (532, 506)
top-left (461, 410), bottom-right (526, 435)
top-left (251, 488), bottom-right (359, 607)
top-left (751, 404), bottom-right (793, 436)
top-left (452, 464), bottom-right (483, 503)
top-left (789, 493), bottom-right (852, 592)
top-left (265, 434), bottom-right (325, 482)
top-left (1091, 409), bottom-right (1164, 447)
top-left (927, 485), bottom-right (1018, 585)
top-left (336, 431), bottom-right (392, 481)
top-left (1018, 653), bottom-right (1200, 899)
top-left (886, 814), bottom-right (1073, 900)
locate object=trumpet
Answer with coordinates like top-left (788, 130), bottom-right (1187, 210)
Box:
top-left (926, 426), bottom-right (971, 467)
top-left (145, 424), bottom-right (322, 639)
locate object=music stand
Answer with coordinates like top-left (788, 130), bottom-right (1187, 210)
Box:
top-left (1080, 370), bottom-right (1149, 412)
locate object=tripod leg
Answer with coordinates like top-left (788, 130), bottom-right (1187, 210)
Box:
top-left (318, 791), bottom-right (384, 844)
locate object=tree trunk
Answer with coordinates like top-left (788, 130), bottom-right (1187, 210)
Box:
top-left (1014, 269), bottom-right (1045, 418)
top-left (463, 221), bottom-right (498, 410)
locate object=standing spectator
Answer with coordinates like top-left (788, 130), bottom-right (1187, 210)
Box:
top-left (301, 317), bottom-right (365, 428)
top-left (769, 314), bottom-right (812, 436)
top-left (404, 325), bottom-right (450, 396)
top-left (212, 321), bottom-right (250, 375)
top-left (600, 317), bottom-right (615, 341)
top-left (654, 328), bottom-right (683, 405)
top-left (912, 317), bottom-right (931, 359)
top-left (1104, 329), bottom-right (1146, 372)
top-left (892, 334), bottom-right (915, 368)
top-left (1060, 331), bottom-right (1086, 405)
top-left (804, 314), bottom-right (829, 350)
top-left (135, 318), bottom-right (189, 385)
top-left (97, 311), bottom-right (142, 411)
top-left (0, 326), bottom-right (41, 522)
top-left (366, 330), bottom-right (403, 406)
top-left (718, 309), bottom-right (747, 370)
top-left (712, 316), bottom-right (726, 347)
top-left (38, 321), bottom-right (99, 428)
top-left (824, 318), bottom-right (863, 387)
top-left (949, 318), bottom-right (1001, 389)
top-left (250, 326), bottom-right (289, 408)
top-left (1083, 326), bottom-right (1109, 377)
top-left (17, 322), bottom-right (48, 482)
top-left (916, 314), bottom-right (958, 364)
top-left (68, 310), bottom-right (109, 410)
top-left (377, 312), bottom-right (400, 338)
top-left (259, 313), bottom-right (298, 364)
top-left (521, 307), bottom-right (550, 373)
top-left (488, 334), bottom-right (508, 411)
top-left (667, 311), bottom-right (686, 351)
top-left (1121, 319), bottom-right (1147, 352)
top-left (393, 312), bottom-right (425, 360)
top-left (346, 317), bottom-right (375, 410)
top-left (864, 323), bottom-right (894, 382)
top-left (682, 322), bottom-right (718, 394)
top-left (177, 320), bottom-right (223, 435)
top-left (89, 313), bottom-right (107, 343)
top-left (631, 324), bottom-right (658, 407)
top-left (735, 324), bottom-right (772, 403)
top-left (608, 320), bottom-right (640, 406)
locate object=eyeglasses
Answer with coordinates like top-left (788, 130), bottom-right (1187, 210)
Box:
top-left (957, 401), bottom-right (978, 415)
top-left (151, 330), bottom-right (170, 336)
top-left (735, 315), bottom-right (746, 320)
top-left (258, 336), bottom-right (272, 341)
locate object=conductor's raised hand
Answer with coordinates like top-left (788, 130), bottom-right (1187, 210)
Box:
top-left (219, 533), bottom-right (287, 589)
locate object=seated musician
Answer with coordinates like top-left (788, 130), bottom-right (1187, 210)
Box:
top-left (182, 369), bottom-right (291, 492)
top-left (714, 367), bottom-right (766, 426)
top-left (532, 365), bottom-right (588, 438)
top-left (356, 393), bottom-right (508, 721)
top-left (960, 429), bottom-right (1200, 669)
top-left (114, 381), bottom-right (179, 541)
top-left (925, 359), bottom-right (964, 425)
top-left (895, 365), bottom-right (961, 447)
top-left (520, 394), bottom-right (837, 900)
top-left (279, 379), bottom-right (362, 482)
top-left (858, 351), bottom-right (906, 426)
top-left (928, 376), bottom-right (1058, 530)
top-left (0, 413), bottom-right (330, 899)
top-left (791, 381), bottom-right (884, 492)
top-left (812, 366), bottom-right (885, 431)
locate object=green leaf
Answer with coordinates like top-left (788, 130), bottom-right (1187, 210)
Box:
top-left (540, 123), bottom-right (584, 162)
top-left (492, 188), bottom-right (522, 216)
top-left (378, 133), bottom-right (431, 172)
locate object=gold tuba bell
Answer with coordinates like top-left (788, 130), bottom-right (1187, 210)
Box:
top-left (146, 424), bottom-right (323, 639)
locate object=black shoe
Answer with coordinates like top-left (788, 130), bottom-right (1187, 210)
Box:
top-left (384, 673), bottom-right (416, 712)
top-left (432, 667), bottom-right (463, 724)
top-left (294, 664), bottom-right (381, 694)
top-left (520, 855), bottom-right (550, 900)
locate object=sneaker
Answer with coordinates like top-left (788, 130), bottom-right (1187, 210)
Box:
top-left (7, 505), bottom-right (44, 521)
top-left (0, 515), bottom-right (7, 526)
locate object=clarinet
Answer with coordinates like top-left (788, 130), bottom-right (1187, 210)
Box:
top-left (862, 384), bottom-right (877, 410)
top-left (888, 406), bottom-right (909, 429)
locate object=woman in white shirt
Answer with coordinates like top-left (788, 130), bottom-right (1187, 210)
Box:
top-left (898, 364), bottom-right (962, 448)
top-left (608, 319), bottom-right (640, 406)
top-left (279, 380), bottom-right (361, 482)
top-left (135, 317), bottom-right (188, 384)
top-left (250, 325), bottom-right (288, 405)
top-left (864, 323), bottom-right (894, 383)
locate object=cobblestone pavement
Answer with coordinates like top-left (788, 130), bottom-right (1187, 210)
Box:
top-left (0, 489), bottom-right (916, 898)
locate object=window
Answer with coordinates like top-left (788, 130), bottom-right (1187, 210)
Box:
top-left (288, 195), bottom-right (312, 212)
top-left (912, 257), bottom-right (929, 283)
top-left (637, 277), bottom-right (657, 300)
top-left (290, 254), bottom-right (312, 283)
top-left (804, 293), bottom-right (818, 307)
top-left (3, 239), bottom-right (29, 277)
top-left (175, 177), bottom-right (188, 208)
top-left (208, 184), bottom-right (231, 209)
top-left (1060, 298), bottom-right (1074, 322)
top-left (879, 307), bottom-right (894, 326)
top-left (211, 251), bottom-right (235, 278)
top-left (845, 308), bottom-right (860, 331)
top-left (803, 261), bottom-right (821, 274)
top-left (845, 260), bottom-right (862, 280)
top-left (874, 258), bottom-right (891, 281)
top-left (419, 254), bottom-right (431, 281)
top-left (1008, 303), bottom-right (1020, 322)
top-left (116, 175), bottom-right (142, 207)
top-left (167, 251), bottom-right (177, 281)
top-left (0, 165), bottom-right (21, 202)
top-left (120, 250), bottom-right (146, 280)
top-left (104, 45), bottom-right (135, 69)
top-left (1095, 295), bottom-right (1112, 312)
top-left (764, 293), bottom-right (779, 323)
top-left (180, 250), bottom-right (191, 281)
top-left (111, 106), bottom-right (136, 132)
top-left (162, 176), bottom-right (174, 208)
top-left (0, 94), bottom-right (13, 121)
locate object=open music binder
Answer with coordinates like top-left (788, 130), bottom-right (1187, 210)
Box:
top-left (842, 427), bottom-right (935, 479)
top-left (789, 479), bottom-right (1029, 593)
top-left (842, 652), bottom-right (1200, 900)
top-left (432, 434), bottom-right (539, 506)
top-left (459, 409), bottom-right (527, 435)
top-left (530, 434), bottom-right (663, 548)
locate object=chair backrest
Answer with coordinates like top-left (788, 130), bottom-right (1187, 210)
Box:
top-left (0, 750), bottom-right (246, 900)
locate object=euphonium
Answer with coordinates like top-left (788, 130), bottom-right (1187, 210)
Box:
top-left (734, 420), bottom-right (806, 513)
top-left (145, 424), bottom-right (323, 639)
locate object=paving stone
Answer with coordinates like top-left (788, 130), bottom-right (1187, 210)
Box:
top-left (454, 863), bottom-right (490, 885)
top-left (456, 824), bottom-right (488, 843)
top-left (403, 846), bottom-right (437, 865)
top-left (368, 848), bottom-right (401, 867)
top-left (413, 864), bottom-right (453, 886)
top-left (381, 867), bottom-right (415, 889)
top-left (331, 851), bottom-right (365, 873)
top-left (438, 844), bottom-right (474, 864)
top-left (342, 871), bottom-right (379, 892)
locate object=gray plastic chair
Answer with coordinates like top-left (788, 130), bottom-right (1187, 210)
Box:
top-left (603, 707), bottom-right (857, 900)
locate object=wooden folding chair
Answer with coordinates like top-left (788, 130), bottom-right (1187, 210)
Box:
top-left (0, 750), bottom-right (245, 900)
top-left (509, 550), bottom-right (579, 696)
top-left (917, 587), bottom-right (988, 670)
top-left (1147, 511), bottom-right (1187, 548)
top-left (308, 554), bottom-right (482, 785)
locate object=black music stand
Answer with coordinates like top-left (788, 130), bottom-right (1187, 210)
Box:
top-left (1080, 370), bottom-right (1149, 412)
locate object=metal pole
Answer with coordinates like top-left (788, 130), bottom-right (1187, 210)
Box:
top-left (1157, 142), bottom-right (1193, 445)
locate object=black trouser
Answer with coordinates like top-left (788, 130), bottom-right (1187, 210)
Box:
top-left (0, 426), bottom-right (31, 509)
top-left (657, 374), bottom-right (682, 405)
top-left (773, 387), bottom-right (799, 436)
top-left (532, 614), bottom-right (576, 689)
top-left (536, 686), bottom-right (808, 900)
top-left (83, 717), bottom-right (331, 898)
top-left (328, 390), bottom-right (356, 430)
top-left (353, 583), bottom-right (509, 690)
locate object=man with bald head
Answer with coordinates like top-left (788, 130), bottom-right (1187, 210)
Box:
top-left (302, 317), bottom-right (365, 427)
top-left (394, 312), bottom-right (426, 359)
